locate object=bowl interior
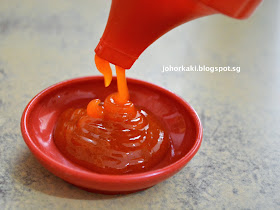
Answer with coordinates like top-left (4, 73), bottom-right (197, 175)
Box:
top-left (24, 77), bottom-right (200, 174)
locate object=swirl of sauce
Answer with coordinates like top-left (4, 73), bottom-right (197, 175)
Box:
top-left (54, 55), bottom-right (170, 174)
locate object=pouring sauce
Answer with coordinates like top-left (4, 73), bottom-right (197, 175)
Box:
top-left (54, 55), bottom-right (171, 174)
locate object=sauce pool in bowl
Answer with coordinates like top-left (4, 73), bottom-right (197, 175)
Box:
top-left (54, 55), bottom-right (172, 175)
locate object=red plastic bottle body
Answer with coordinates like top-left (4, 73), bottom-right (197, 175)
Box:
top-left (95, 0), bottom-right (262, 69)
top-left (200, 0), bottom-right (262, 19)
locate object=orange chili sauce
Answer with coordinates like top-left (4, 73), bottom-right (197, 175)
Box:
top-left (54, 55), bottom-right (170, 174)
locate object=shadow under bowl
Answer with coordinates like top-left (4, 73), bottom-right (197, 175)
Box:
top-left (21, 76), bottom-right (202, 194)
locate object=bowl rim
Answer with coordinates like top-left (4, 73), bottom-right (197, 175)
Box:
top-left (21, 76), bottom-right (203, 183)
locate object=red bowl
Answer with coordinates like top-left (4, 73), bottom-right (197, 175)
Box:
top-left (21, 76), bottom-right (202, 194)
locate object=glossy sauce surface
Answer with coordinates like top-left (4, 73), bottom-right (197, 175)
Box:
top-left (54, 55), bottom-right (171, 174)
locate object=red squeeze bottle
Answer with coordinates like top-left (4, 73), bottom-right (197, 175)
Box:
top-left (95, 0), bottom-right (262, 69)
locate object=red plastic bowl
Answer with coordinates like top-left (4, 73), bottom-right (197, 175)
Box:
top-left (21, 76), bottom-right (202, 194)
